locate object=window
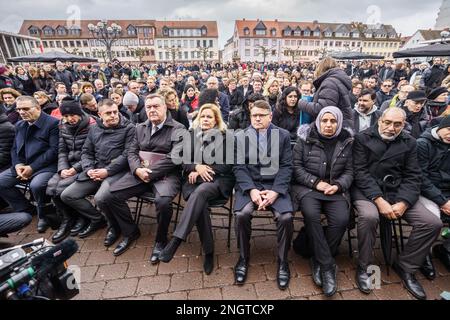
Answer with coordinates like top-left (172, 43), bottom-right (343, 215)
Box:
top-left (353, 33), bottom-right (360, 38)
top-left (43, 41), bottom-right (48, 48)
top-left (245, 39), bottom-right (250, 46)
top-left (165, 52), bottom-right (170, 60)
top-left (304, 30), bottom-right (311, 36)
top-left (335, 41), bottom-right (342, 47)
top-left (255, 30), bottom-right (266, 36)
top-left (143, 27), bottom-right (151, 37)
top-left (324, 41), bottom-right (328, 46)
top-left (197, 40), bottom-right (201, 47)
top-left (329, 41), bottom-right (334, 47)
top-left (254, 49), bottom-right (259, 56)
top-left (127, 26), bottom-right (136, 36)
top-left (357, 42), bottom-right (361, 47)
top-left (29, 27), bottom-right (39, 36)
top-left (271, 29), bottom-right (276, 36)
top-left (272, 39), bottom-right (277, 46)
top-left (191, 51), bottom-right (195, 59)
top-left (190, 40), bottom-right (195, 48)
top-left (49, 41), bottom-right (55, 48)
top-left (56, 41), bottom-right (62, 48)
top-left (169, 29), bottom-right (175, 36)
top-left (164, 40), bottom-right (168, 47)
top-left (183, 40), bottom-right (188, 48)
top-left (245, 49), bottom-right (250, 57)
top-left (209, 40), bottom-right (213, 47)
top-left (254, 39), bottom-right (259, 46)
top-left (157, 40), bottom-right (162, 48)
top-left (159, 52), bottom-right (163, 60)
top-left (309, 40), bottom-right (314, 46)
top-left (315, 41), bottom-right (320, 46)
top-left (314, 31), bottom-right (321, 37)
top-left (70, 41), bottom-right (75, 47)
top-left (83, 40), bottom-right (88, 47)
top-left (177, 40), bottom-right (182, 47)
top-left (285, 40), bottom-right (290, 46)
top-left (43, 27), bottom-right (54, 36)
top-left (325, 32), bottom-right (332, 37)
top-left (294, 30), bottom-right (301, 37)
top-left (284, 29), bottom-right (291, 36)
top-left (184, 51), bottom-right (188, 59)
top-left (76, 41), bottom-right (81, 47)
top-left (244, 28), bottom-right (250, 36)
top-left (203, 40), bottom-right (207, 47)
top-left (56, 27), bottom-right (66, 36)
top-left (263, 39), bottom-right (268, 46)
top-left (64, 41), bottom-right (69, 47)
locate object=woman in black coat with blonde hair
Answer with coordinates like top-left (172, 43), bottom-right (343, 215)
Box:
top-left (159, 103), bottom-right (234, 274)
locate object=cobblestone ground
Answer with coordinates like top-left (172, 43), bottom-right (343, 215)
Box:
top-left (2, 201), bottom-right (449, 301)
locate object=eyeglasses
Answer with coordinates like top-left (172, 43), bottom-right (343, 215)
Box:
top-left (381, 120), bottom-right (404, 129)
top-left (251, 113), bottom-right (270, 119)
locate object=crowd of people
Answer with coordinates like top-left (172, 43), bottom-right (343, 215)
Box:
top-left (0, 55), bottom-right (449, 300)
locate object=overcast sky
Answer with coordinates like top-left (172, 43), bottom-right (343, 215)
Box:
top-left (0, 0), bottom-right (443, 48)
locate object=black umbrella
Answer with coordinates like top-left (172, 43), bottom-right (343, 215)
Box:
top-left (393, 43), bottom-right (450, 58)
top-left (7, 51), bottom-right (98, 63)
top-left (330, 51), bottom-right (385, 60)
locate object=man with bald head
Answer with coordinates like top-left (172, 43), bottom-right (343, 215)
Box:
top-left (351, 107), bottom-right (442, 300)
top-left (206, 76), bottom-right (230, 121)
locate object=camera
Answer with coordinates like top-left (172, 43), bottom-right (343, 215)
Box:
top-left (0, 238), bottom-right (79, 300)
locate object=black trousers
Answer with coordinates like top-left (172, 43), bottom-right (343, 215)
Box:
top-left (300, 195), bottom-right (349, 268)
top-left (173, 182), bottom-right (221, 255)
top-left (98, 183), bottom-right (175, 242)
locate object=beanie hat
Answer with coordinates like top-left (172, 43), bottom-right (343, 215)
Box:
top-left (437, 115), bottom-right (450, 132)
top-left (123, 91), bottom-right (139, 106)
top-left (427, 86), bottom-right (448, 101)
top-left (60, 97), bottom-right (83, 116)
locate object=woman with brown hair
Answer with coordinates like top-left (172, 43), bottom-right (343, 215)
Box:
top-left (33, 91), bottom-right (58, 115)
top-left (298, 56), bottom-right (353, 127)
top-left (0, 87), bottom-right (21, 124)
top-left (33, 68), bottom-right (54, 93)
top-left (14, 65), bottom-right (35, 95)
top-left (159, 104), bottom-right (234, 275)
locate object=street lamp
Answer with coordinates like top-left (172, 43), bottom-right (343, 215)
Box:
top-left (88, 20), bottom-right (122, 62)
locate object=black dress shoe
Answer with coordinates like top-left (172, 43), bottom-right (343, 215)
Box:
top-left (113, 230), bottom-right (141, 256)
top-left (433, 244), bottom-right (450, 272)
top-left (70, 217), bottom-right (88, 236)
top-left (310, 258), bottom-right (322, 287)
top-left (321, 264), bottom-right (337, 297)
top-left (52, 218), bottom-right (75, 244)
top-left (37, 219), bottom-right (49, 233)
top-left (355, 265), bottom-right (373, 294)
top-left (392, 262), bottom-right (426, 300)
top-left (203, 253), bottom-right (214, 275)
top-left (159, 237), bottom-right (182, 263)
top-left (104, 228), bottom-right (120, 247)
top-left (150, 242), bottom-right (167, 264)
top-left (78, 219), bottom-right (107, 239)
top-left (277, 261), bottom-right (290, 290)
top-left (420, 254), bottom-right (436, 280)
top-left (234, 257), bottom-right (248, 285)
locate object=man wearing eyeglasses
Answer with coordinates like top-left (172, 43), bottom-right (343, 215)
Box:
top-left (233, 100), bottom-right (294, 290)
top-left (375, 80), bottom-right (394, 108)
top-left (352, 107), bottom-right (442, 300)
top-left (0, 96), bottom-right (59, 233)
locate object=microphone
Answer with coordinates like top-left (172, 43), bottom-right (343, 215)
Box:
top-left (31, 238), bottom-right (79, 269)
top-left (0, 239), bottom-right (78, 296)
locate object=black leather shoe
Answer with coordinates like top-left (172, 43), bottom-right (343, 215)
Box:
top-left (355, 265), bottom-right (373, 294)
top-left (78, 219), bottom-right (107, 239)
top-left (234, 257), bottom-right (248, 285)
top-left (52, 218), bottom-right (75, 244)
top-left (277, 261), bottom-right (290, 290)
top-left (37, 219), bottom-right (49, 233)
top-left (321, 264), bottom-right (337, 297)
top-left (70, 217), bottom-right (88, 236)
top-left (420, 254), bottom-right (436, 280)
top-left (433, 244), bottom-right (450, 272)
top-left (104, 228), bottom-right (120, 247)
top-left (310, 258), bottom-right (322, 287)
top-left (392, 262), bottom-right (426, 300)
top-left (113, 230), bottom-right (141, 256)
top-left (203, 253), bottom-right (214, 275)
top-left (159, 237), bottom-right (182, 263)
top-left (150, 242), bottom-right (166, 264)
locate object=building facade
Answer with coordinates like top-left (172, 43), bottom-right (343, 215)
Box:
top-left (225, 19), bottom-right (402, 63)
top-left (19, 20), bottom-right (218, 64)
top-left (0, 31), bottom-right (41, 64)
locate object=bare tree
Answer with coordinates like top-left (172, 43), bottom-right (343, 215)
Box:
top-left (165, 45), bottom-right (181, 64)
top-left (255, 45), bottom-right (276, 65)
top-left (283, 47), bottom-right (301, 63)
top-left (196, 46), bottom-right (215, 63)
top-left (127, 46), bottom-right (150, 63)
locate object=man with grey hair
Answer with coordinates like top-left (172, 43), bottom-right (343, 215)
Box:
top-left (351, 107), bottom-right (443, 300)
top-left (54, 61), bottom-right (75, 94)
top-left (101, 94), bottom-right (185, 258)
top-left (206, 76), bottom-right (230, 121)
top-left (0, 96), bottom-right (60, 233)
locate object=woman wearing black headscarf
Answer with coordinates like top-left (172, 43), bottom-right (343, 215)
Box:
top-left (291, 106), bottom-right (354, 297)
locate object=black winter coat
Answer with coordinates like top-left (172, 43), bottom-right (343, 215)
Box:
top-left (291, 125), bottom-right (354, 203)
top-left (78, 115), bottom-right (135, 181)
top-left (228, 107), bottom-right (251, 130)
top-left (298, 68), bottom-right (353, 126)
top-left (182, 129), bottom-right (235, 200)
top-left (0, 111), bottom-right (15, 171)
top-left (417, 128), bottom-right (450, 206)
top-left (352, 124), bottom-right (422, 207)
top-left (272, 108), bottom-right (300, 141)
top-left (226, 89), bottom-right (244, 111)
